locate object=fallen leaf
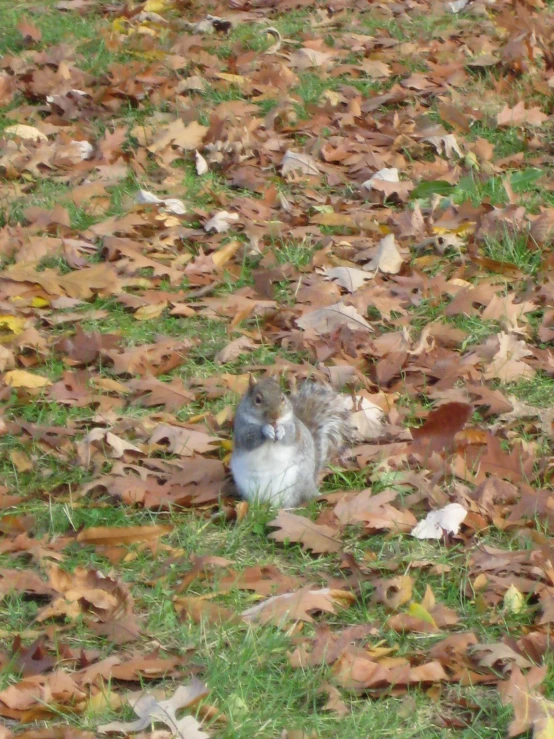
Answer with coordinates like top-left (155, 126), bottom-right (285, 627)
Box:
top-left (99, 680), bottom-right (209, 737)
top-left (4, 370), bottom-right (52, 389)
top-left (367, 234), bottom-right (404, 274)
top-left (204, 211), bottom-right (239, 233)
top-left (268, 511), bottom-right (342, 553)
top-left (297, 302), bottom-right (373, 334)
top-left (411, 504), bottom-right (468, 539)
top-left (242, 586), bottom-right (355, 626)
top-left (77, 524), bottom-right (173, 546)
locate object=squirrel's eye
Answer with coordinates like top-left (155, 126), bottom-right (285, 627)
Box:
top-left (255, 395), bottom-right (262, 404)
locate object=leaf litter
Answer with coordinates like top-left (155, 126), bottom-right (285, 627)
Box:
top-left (1, 0), bottom-right (554, 735)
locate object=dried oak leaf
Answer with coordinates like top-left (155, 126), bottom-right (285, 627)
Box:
top-left (0, 671), bottom-right (85, 714)
top-left (17, 19), bottom-right (42, 44)
top-left (76, 524), bottom-right (173, 547)
top-left (472, 643), bottom-right (533, 673)
top-left (333, 489), bottom-right (417, 533)
top-left (204, 210), bottom-right (239, 233)
top-left (4, 370), bottom-right (51, 390)
top-left (499, 666), bottom-right (551, 738)
top-left (411, 402), bottom-right (472, 454)
top-left (214, 336), bottom-right (257, 363)
top-left (218, 564), bottom-right (305, 597)
top-left (371, 576), bottom-right (413, 610)
top-left (477, 436), bottom-right (534, 484)
top-left (484, 333), bottom-right (535, 382)
top-left (297, 302), bottom-right (373, 334)
top-left (0, 569), bottom-right (55, 600)
top-left (56, 327), bottom-right (120, 365)
top-left (149, 424), bottom-right (220, 456)
top-left (98, 680), bottom-right (209, 737)
top-left (127, 376), bottom-right (194, 411)
top-left (147, 120), bottom-right (208, 154)
top-left (324, 266), bottom-right (373, 293)
top-left (268, 511), bottom-right (342, 554)
top-left (103, 338), bottom-right (193, 376)
top-left (242, 586), bottom-right (355, 626)
top-left (174, 596), bottom-right (242, 626)
top-left (108, 654), bottom-right (186, 681)
top-left (497, 102), bottom-right (549, 127)
top-left (37, 566), bottom-right (133, 623)
top-left (366, 234), bottom-right (404, 274)
top-left (77, 429), bottom-right (143, 468)
top-left (281, 150), bottom-right (320, 176)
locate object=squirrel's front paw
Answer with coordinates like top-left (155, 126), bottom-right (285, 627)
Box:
top-left (274, 424), bottom-right (285, 441)
top-left (262, 423), bottom-right (276, 441)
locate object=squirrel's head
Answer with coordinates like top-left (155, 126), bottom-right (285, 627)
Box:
top-left (245, 376), bottom-right (291, 423)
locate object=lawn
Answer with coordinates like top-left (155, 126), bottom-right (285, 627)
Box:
top-left (1, 0), bottom-right (554, 737)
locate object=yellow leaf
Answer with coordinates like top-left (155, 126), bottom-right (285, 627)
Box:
top-left (88, 689), bottom-right (126, 714)
top-left (215, 72), bottom-right (246, 85)
top-left (220, 439), bottom-right (233, 451)
top-left (10, 449), bottom-right (33, 472)
top-left (408, 602), bottom-right (437, 627)
top-left (212, 240), bottom-right (241, 268)
top-left (473, 573), bottom-right (488, 590)
top-left (137, 24), bottom-right (159, 36)
top-left (144, 0), bottom-right (173, 12)
top-left (0, 315), bottom-right (26, 334)
top-left (93, 377), bottom-right (131, 394)
top-left (4, 370), bottom-right (51, 389)
top-left (504, 584), bottom-right (525, 614)
top-left (433, 224), bottom-right (474, 236)
top-left (134, 302), bottom-right (168, 321)
top-left (111, 17), bottom-right (128, 34)
top-left (31, 297), bottom-right (50, 308)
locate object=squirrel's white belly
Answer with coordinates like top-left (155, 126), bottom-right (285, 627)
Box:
top-left (230, 442), bottom-right (300, 507)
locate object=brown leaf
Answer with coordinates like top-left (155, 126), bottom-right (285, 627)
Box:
top-left (149, 424), bottom-right (220, 456)
top-left (76, 524), bottom-right (173, 546)
top-left (128, 376), bottom-right (194, 411)
top-left (297, 302), bottom-right (373, 334)
top-left (17, 19), bottom-right (42, 44)
top-left (497, 102), bottom-right (548, 127)
top-left (242, 586), bottom-right (355, 626)
top-left (268, 511), bottom-right (342, 554)
top-left (148, 120), bottom-right (208, 153)
top-left (333, 490), bottom-right (417, 533)
top-left (499, 666), bottom-right (551, 737)
top-left (411, 402), bottom-right (472, 454)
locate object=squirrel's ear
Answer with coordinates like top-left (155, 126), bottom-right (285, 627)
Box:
top-left (248, 374), bottom-right (257, 390)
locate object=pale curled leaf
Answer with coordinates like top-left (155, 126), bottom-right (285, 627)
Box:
top-left (324, 266), bottom-right (374, 293)
top-left (411, 503), bottom-right (468, 540)
top-left (5, 124), bottom-right (48, 141)
top-left (204, 211), bottom-right (239, 233)
top-left (362, 167), bottom-right (399, 191)
top-left (297, 301), bottom-right (373, 334)
top-left (242, 586), bottom-right (355, 626)
top-left (345, 396), bottom-right (384, 440)
top-left (281, 150), bottom-right (320, 176)
top-left (195, 150), bottom-right (209, 175)
top-left (98, 680), bottom-right (210, 737)
top-left (367, 234), bottom-right (404, 274)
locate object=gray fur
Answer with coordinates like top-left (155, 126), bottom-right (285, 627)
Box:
top-left (291, 382), bottom-right (354, 471)
top-left (231, 378), bottom-right (353, 508)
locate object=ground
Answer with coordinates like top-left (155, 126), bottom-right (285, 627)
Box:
top-left (1, 0), bottom-right (554, 737)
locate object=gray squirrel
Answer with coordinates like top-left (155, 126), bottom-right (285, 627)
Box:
top-left (230, 376), bottom-right (354, 508)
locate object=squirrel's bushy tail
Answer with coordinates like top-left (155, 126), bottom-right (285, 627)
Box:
top-left (291, 382), bottom-right (354, 473)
